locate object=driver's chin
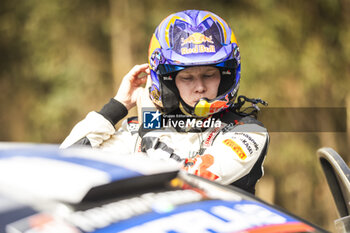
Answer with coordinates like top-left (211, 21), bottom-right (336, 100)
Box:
top-left (188, 102), bottom-right (196, 108)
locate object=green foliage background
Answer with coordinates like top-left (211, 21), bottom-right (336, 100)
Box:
top-left (1, 0), bottom-right (349, 230)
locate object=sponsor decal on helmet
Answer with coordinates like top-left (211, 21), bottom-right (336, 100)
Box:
top-left (222, 70), bottom-right (232, 75)
top-left (194, 96), bottom-right (230, 117)
top-left (181, 33), bottom-right (214, 46)
top-left (149, 85), bottom-right (163, 107)
top-left (180, 33), bottom-right (216, 55)
top-left (181, 45), bottom-right (216, 55)
top-left (222, 139), bottom-right (247, 160)
top-left (149, 49), bottom-right (165, 70)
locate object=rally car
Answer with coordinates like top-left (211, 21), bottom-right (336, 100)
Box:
top-left (0, 143), bottom-right (331, 232)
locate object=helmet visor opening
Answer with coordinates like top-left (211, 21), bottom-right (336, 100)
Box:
top-left (157, 64), bottom-right (185, 76)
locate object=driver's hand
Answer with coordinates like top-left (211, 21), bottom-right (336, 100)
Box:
top-left (114, 64), bottom-right (149, 110)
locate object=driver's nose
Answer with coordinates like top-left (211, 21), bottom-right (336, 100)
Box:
top-left (194, 78), bottom-right (206, 94)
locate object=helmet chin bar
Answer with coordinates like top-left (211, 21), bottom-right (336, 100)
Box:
top-left (194, 98), bottom-right (213, 117)
top-left (178, 96), bottom-right (230, 118)
top-left (193, 95), bottom-right (231, 118)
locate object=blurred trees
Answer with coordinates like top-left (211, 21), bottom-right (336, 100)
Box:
top-left (0, 0), bottom-right (113, 142)
top-left (1, 0), bottom-right (349, 231)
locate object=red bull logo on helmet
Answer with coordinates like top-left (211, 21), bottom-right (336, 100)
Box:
top-left (181, 33), bottom-right (216, 55)
top-left (181, 33), bottom-right (214, 46)
top-left (194, 95), bottom-right (230, 117)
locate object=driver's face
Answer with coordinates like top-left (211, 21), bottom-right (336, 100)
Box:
top-left (175, 66), bottom-right (220, 107)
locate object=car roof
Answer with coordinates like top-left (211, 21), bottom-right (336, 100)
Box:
top-left (0, 143), bottom-right (328, 233)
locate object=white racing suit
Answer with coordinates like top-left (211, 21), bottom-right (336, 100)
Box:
top-left (61, 99), bottom-right (269, 194)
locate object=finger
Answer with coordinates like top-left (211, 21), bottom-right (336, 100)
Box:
top-left (128, 63), bottom-right (149, 79)
top-left (134, 76), bottom-right (147, 86)
top-left (145, 74), bottom-right (152, 87)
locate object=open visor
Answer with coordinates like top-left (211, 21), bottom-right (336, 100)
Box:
top-left (157, 59), bottom-right (238, 76)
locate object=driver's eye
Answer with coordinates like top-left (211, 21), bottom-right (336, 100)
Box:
top-left (181, 77), bottom-right (192, 81)
top-left (203, 72), bottom-right (216, 78)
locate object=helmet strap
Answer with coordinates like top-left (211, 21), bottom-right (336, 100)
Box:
top-left (160, 74), bottom-right (180, 113)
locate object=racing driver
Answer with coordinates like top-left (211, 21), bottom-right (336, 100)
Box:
top-left (61, 10), bottom-right (269, 194)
